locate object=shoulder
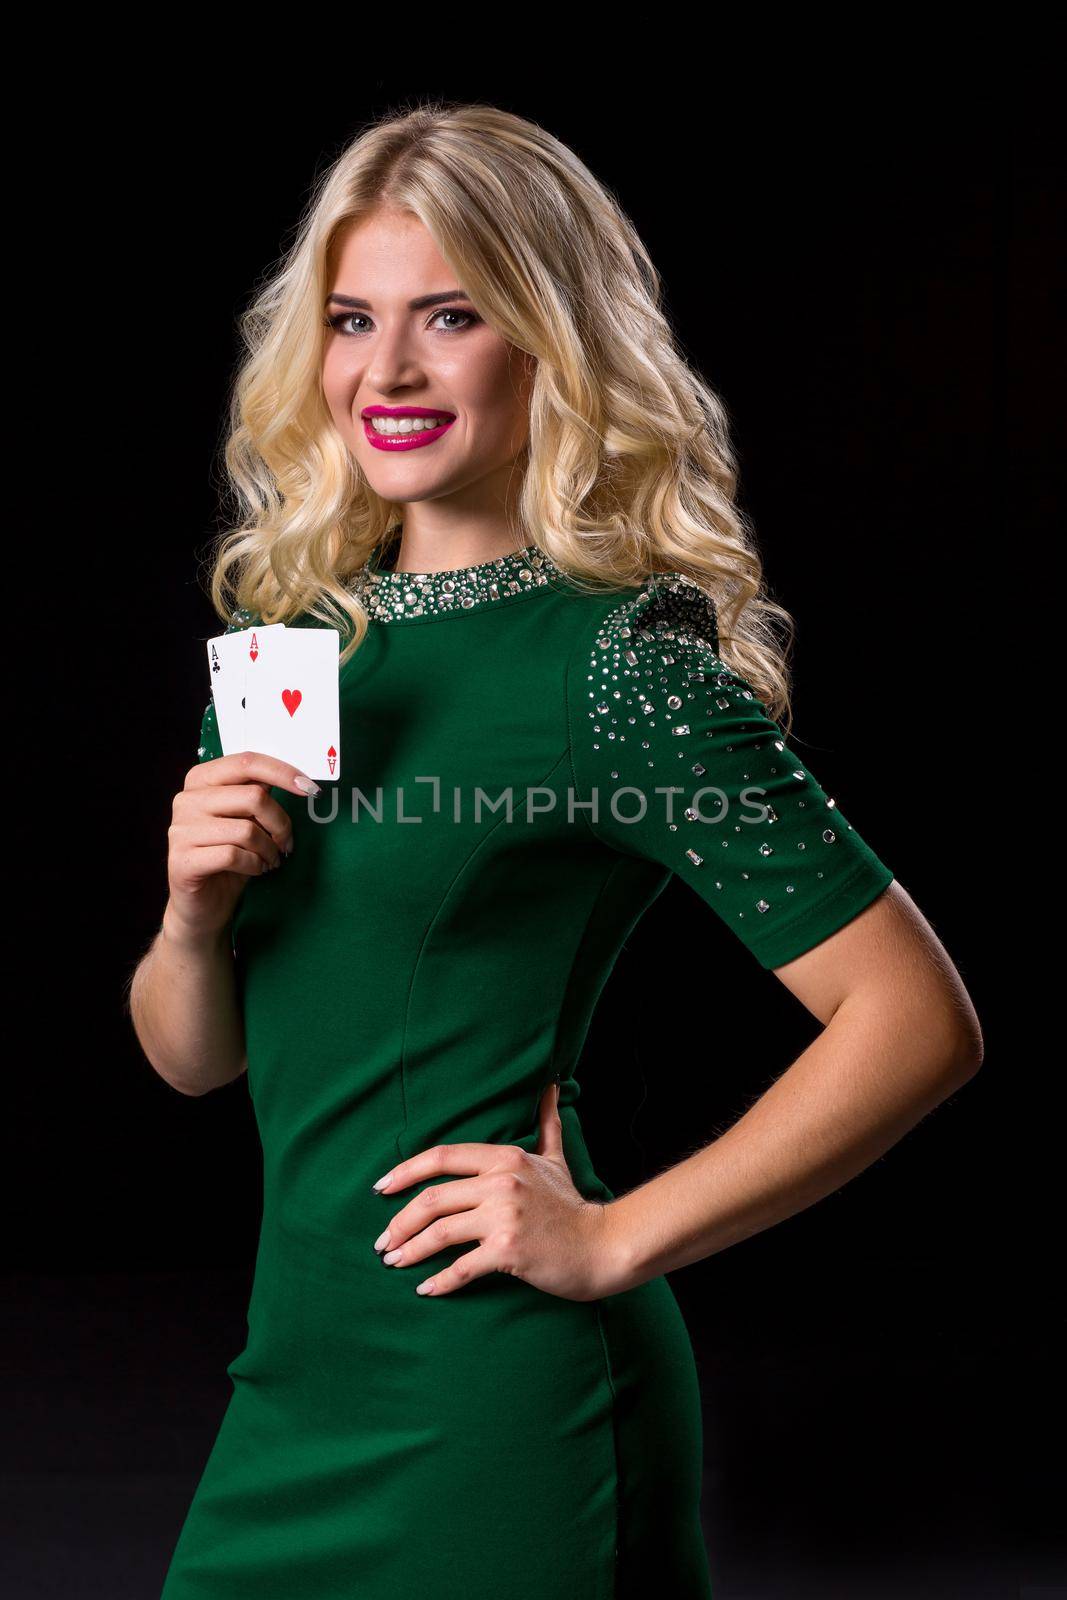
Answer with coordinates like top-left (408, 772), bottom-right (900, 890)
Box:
top-left (578, 570), bottom-right (721, 678)
top-left (566, 569), bottom-right (740, 743)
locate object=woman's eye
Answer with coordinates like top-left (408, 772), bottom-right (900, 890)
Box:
top-left (429, 308), bottom-right (480, 332)
top-left (325, 308), bottom-right (481, 337)
top-left (326, 312), bottom-right (371, 336)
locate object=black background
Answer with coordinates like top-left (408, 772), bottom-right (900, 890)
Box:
top-left (7, 63), bottom-right (1056, 1600)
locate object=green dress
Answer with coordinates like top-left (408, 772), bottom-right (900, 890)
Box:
top-left (161, 540), bottom-right (894, 1599)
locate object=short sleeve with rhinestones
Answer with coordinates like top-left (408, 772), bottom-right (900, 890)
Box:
top-left (566, 573), bottom-right (894, 969)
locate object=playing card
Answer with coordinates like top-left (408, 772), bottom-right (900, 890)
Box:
top-left (206, 623), bottom-right (288, 755)
top-left (242, 627), bottom-right (341, 780)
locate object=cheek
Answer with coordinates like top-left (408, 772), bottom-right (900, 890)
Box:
top-left (460, 363), bottom-right (532, 447)
top-left (460, 405), bottom-right (528, 462)
top-left (321, 349), bottom-right (356, 422)
top-left (446, 339), bottom-right (529, 416)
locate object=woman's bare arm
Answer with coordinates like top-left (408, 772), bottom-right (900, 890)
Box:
top-left (127, 750), bottom-right (316, 1097)
top-left (598, 882), bottom-right (983, 1289)
top-left (128, 908), bottom-right (248, 1097)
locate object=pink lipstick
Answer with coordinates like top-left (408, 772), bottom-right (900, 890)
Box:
top-left (361, 404), bottom-right (456, 452)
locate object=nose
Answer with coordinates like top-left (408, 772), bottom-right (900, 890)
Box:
top-left (366, 320), bottom-right (424, 396)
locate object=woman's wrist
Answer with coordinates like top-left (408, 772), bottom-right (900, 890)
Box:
top-left (588, 1196), bottom-right (655, 1297)
top-left (161, 899), bottom-right (233, 957)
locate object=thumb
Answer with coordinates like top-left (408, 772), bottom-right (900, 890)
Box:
top-left (535, 1079), bottom-right (564, 1160)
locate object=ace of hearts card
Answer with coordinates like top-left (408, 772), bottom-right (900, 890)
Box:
top-left (241, 627), bottom-right (341, 781)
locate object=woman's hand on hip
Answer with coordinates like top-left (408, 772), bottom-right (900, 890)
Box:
top-left (370, 1083), bottom-right (627, 1302)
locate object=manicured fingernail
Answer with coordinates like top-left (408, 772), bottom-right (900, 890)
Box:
top-left (382, 1249), bottom-right (403, 1266)
top-left (373, 1230), bottom-right (391, 1252)
top-left (415, 1279), bottom-right (435, 1295)
top-left (372, 1172), bottom-right (394, 1192)
top-left (294, 774), bottom-right (320, 795)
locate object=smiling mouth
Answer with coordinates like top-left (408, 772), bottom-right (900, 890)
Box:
top-left (361, 409), bottom-right (456, 451)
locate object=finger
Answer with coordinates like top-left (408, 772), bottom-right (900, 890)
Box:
top-left (535, 1081), bottom-right (564, 1160)
top-left (182, 841), bottom-right (278, 878)
top-left (380, 1209), bottom-right (484, 1269)
top-left (373, 1177), bottom-right (485, 1253)
top-left (414, 1244), bottom-right (497, 1298)
top-left (176, 783), bottom-right (295, 853)
top-left (173, 815), bottom-right (282, 872)
top-left (185, 749), bottom-right (322, 799)
top-left (373, 1143), bottom-right (524, 1194)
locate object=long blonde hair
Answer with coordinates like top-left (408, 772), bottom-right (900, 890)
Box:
top-left (204, 99), bottom-right (797, 724)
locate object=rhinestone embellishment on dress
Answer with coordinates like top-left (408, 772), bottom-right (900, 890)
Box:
top-left (585, 572), bottom-right (851, 930)
top-left (349, 543), bottom-right (561, 622)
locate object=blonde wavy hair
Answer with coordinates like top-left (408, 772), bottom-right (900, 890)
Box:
top-left (204, 99), bottom-right (797, 725)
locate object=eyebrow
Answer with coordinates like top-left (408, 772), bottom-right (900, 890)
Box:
top-left (324, 290), bottom-right (473, 311)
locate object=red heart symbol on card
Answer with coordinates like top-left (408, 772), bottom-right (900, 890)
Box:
top-left (281, 689), bottom-right (302, 718)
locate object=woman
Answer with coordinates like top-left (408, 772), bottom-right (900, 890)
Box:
top-left (130, 103), bottom-right (983, 1599)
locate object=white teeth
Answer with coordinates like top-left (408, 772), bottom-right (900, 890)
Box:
top-left (369, 415), bottom-right (450, 434)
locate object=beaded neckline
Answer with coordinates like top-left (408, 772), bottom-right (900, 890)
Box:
top-left (349, 538), bottom-right (563, 623)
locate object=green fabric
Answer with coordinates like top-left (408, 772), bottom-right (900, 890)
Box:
top-left (165, 556), bottom-right (893, 1597)
top-left (565, 571), bottom-right (893, 970)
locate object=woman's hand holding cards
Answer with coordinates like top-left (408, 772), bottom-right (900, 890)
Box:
top-left (165, 752), bottom-right (316, 945)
